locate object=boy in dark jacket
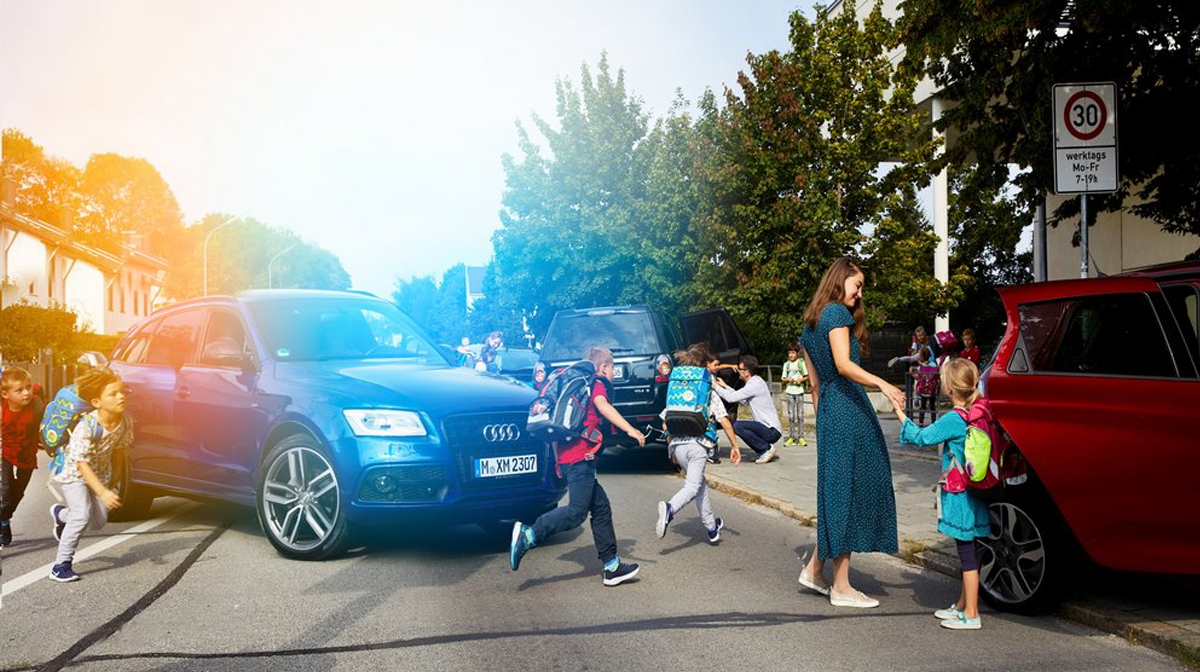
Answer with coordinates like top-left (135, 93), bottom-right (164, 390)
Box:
top-left (2, 367), bottom-right (45, 547)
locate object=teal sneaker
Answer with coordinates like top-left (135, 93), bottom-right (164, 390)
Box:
top-left (510, 522), bottom-right (534, 571)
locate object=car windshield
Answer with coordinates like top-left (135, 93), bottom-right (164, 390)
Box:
top-left (249, 298), bottom-right (449, 364)
top-left (541, 311), bottom-right (658, 361)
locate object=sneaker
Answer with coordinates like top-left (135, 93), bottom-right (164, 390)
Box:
top-left (887, 356), bottom-right (900, 368)
top-left (50, 561), bottom-right (80, 582)
top-left (934, 604), bottom-right (964, 620)
top-left (784, 438), bottom-right (795, 446)
top-left (754, 447), bottom-right (778, 464)
top-left (829, 589), bottom-right (880, 608)
top-left (798, 437), bottom-right (808, 446)
top-left (509, 522), bottom-right (533, 571)
top-left (0, 522), bottom-right (11, 548)
top-left (51, 504), bottom-right (67, 542)
top-left (940, 614), bottom-right (982, 630)
top-left (602, 562), bottom-right (639, 586)
top-left (706, 452), bottom-right (721, 465)
top-left (655, 501), bottom-right (673, 539)
top-left (798, 567), bottom-right (831, 596)
top-left (707, 517), bottom-right (724, 543)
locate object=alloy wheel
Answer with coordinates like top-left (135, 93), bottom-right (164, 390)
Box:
top-left (262, 446), bottom-right (341, 552)
top-left (978, 502), bottom-right (1047, 606)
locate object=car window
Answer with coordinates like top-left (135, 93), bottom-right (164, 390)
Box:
top-left (115, 319), bottom-right (159, 365)
top-left (541, 310), bottom-right (658, 361)
top-left (500, 348), bottom-right (540, 371)
top-left (681, 310), bottom-right (731, 355)
top-left (1162, 284), bottom-right (1199, 363)
top-left (144, 309), bottom-right (205, 367)
top-left (248, 298), bottom-right (448, 363)
top-left (1019, 293), bottom-right (1177, 378)
top-left (199, 310), bottom-right (252, 367)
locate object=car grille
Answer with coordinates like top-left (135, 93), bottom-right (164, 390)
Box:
top-left (359, 465), bottom-right (449, 503)
top-left (442, 412), bottom-right (548, 492)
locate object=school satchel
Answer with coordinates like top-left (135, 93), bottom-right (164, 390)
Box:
top-left (39, 383), bottom-right (92, 457)
top-left (663, 366), bottom-right (712, 437)
top-left (953, 400), bottom-right (1027, 501)
top-left (526, 361), bottom-right (600, 443)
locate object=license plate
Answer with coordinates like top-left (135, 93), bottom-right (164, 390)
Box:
top-left (474, 454), bottom-right (538, 478)
top-left (613, 364), bottom-right (625, 380)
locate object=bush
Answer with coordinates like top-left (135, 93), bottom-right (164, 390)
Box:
top-left (0, 300), bottom-right (98, 364)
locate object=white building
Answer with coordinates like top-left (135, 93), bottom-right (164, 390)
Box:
top-left (1, 190), bottom-right (169, 335)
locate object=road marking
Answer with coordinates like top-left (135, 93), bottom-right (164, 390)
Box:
top-left (1, 502), bottom-right (198, 599)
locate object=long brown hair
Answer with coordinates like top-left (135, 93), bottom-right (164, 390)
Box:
top-left (802, 257), bottom-right (868, 351)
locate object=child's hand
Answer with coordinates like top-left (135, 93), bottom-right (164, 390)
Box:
top-left (627, 428), bottom-right (646, 447)
top-left (100, 489), bottom-right (122, 510)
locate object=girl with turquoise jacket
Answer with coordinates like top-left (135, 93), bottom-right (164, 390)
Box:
top-left (893, 357), bottom-right (991, 631)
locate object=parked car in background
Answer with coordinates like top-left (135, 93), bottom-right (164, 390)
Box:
top-left (107, 290), bottom-right (566, 560)
top-left (537, 305), bottom-right (749, 446)
top-left (980, 260), bottom-right (1200, 613)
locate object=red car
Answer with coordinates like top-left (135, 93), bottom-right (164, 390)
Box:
top-left (980, 260), bottom-right (1200, 613)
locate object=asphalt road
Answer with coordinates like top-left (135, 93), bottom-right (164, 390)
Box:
top-left (0, 453), bottom-right (1186, 672)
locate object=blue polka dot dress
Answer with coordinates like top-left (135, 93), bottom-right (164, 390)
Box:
top-left (800, 303), bottom-right (898, 560)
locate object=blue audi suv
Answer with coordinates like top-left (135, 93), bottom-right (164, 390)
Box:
top-left (107, 290), bottom-right (565, 559)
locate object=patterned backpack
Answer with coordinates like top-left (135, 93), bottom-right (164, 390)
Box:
top-left (663, 366), bottom-right (712, 437)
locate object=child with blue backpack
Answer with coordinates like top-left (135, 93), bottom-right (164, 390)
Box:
top-left (655, 344), bottom-right (741, 544)
top-left (892, 357), bottom-right (991, 630)
top-left (49, 367), bottom-right (132, 582)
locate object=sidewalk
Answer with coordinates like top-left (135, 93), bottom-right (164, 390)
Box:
top-left (698, 414), bottom-right (1200, 669)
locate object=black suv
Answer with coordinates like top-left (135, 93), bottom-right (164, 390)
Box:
top-left (538, 306), bottom-right (749, 446)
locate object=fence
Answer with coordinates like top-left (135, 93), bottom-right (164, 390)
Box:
top-left (0, 361), bottom-right (82, 400)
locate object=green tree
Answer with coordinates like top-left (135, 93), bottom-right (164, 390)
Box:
top-left (491, 54), bottom-right (656, 336)
top-left (164, 214), bottom-right (350, 299)
top-left (392, 264), bottom-right (469, 345)
top-left (693, 4), bottom-right (959, 358)
top-left (899, 0), bottom-right (1200, 244)
top-left (1, 129), bottom-right (84, 229)
top-left (77, 153), bottom-right (186, 255)
top-left (0, 301), bottom-right (80, 363)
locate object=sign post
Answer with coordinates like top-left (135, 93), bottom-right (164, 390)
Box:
top-left (1053, 82), bottom-right (1118, 278)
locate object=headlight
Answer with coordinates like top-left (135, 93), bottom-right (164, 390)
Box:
top-left (343, 409), bottom-right (427, 437)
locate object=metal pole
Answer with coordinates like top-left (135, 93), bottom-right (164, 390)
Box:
top-left (268, 244), bottom-right (298, 289)
top-left (930, 97), bottom-right (951, 333)
top-left (202, 212), bottom-right (249, 296)
top-left (1079, 194), bottom-right (1089, 279)
top-left (1034, 201), bottom-right (1047, 282)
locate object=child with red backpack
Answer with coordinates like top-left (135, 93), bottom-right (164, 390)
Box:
top-left (891, 358), bottom-right (991, 630)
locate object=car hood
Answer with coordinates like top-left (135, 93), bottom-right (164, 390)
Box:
top-left (274, 360), bottom-right (536, 416)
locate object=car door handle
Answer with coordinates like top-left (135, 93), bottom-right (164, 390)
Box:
top-left (176, 387), bottom-right (191, 399)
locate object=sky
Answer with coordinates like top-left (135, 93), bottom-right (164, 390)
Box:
top-left (1, 0), bottom-right (818, 297)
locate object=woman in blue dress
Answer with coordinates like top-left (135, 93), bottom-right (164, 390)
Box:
top-left (797, 257), bottom-right (906, 608)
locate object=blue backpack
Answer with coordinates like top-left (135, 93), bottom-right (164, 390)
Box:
top-left (664, 366), bottom-right (713, 437)
top-left (39, 384), bottom-right (92, 457)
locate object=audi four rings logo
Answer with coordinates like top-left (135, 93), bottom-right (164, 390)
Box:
top-left (483, 423), bottom-right (521, 442)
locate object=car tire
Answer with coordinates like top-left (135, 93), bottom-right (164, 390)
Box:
top-left (109, 453), bottom-right (155, 522)
top-left (256, 434), bottom-right (351, 561)
top-left (977, 493), bottom-right (1068, 615)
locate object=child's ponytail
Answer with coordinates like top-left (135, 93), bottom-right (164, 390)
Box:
top-left (940, 358), bottom-right (981, 407)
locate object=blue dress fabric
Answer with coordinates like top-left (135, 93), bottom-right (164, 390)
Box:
top-left (800, 303), bottom-right (898, 560)
top-left (899, 413), bottom-right (990, 541)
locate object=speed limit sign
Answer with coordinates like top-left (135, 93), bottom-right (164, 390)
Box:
top-left (1053, 82), bottom-right (1118, 194)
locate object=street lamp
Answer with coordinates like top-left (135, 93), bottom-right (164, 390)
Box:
top-left (202, 212), bottom-right (249, 296)
top-left (268, 243), bottom-right (298, 289)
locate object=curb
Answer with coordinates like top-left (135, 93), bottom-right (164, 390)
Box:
top-left (692, 470), bottom-right (1200, 671)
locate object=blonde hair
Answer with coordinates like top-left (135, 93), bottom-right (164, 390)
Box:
top-left (1, 366), bottom-right (31, 392)
top-left (583, 347), bottom-right (614, 367)
top-left (940, 358), bottom-right (981, 406)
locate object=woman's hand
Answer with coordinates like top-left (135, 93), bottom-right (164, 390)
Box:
top-left (880, 381), bottom-right (906, 411)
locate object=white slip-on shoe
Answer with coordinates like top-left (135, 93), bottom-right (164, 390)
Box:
top-left (798, 568), bottom-right (831, 596)
top-left (934, 604), bottom-right (964, 620)
top-left (939, 614), bottom-right (982, 630)
top-left (755, 447), bottom-right (778, 464)
top-left (829, 589), bottom-right (880, 609)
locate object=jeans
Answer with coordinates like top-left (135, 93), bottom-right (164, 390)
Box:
top-left (531, 460), bottom-right (617, 564)
top-left (668, 442), bottom-right (716, 529)
top-left (733, 420), bottom-right (782, 457)
top-left (1, 458), bottom-right (34, 522)
top-left (785, 393), bottom-right (805, 440)
top-left (56, 480), bottom-right (109, 564)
